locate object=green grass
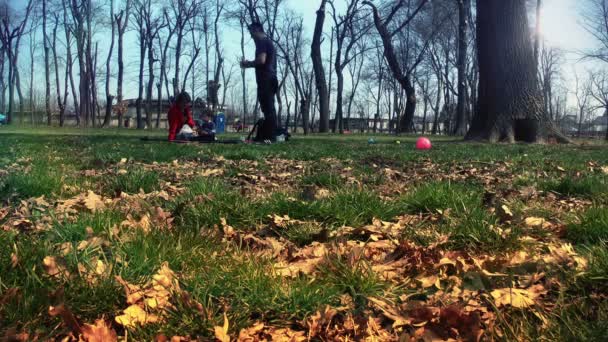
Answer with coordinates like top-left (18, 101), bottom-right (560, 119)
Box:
top-left (1, 127), bottom-right (608, 340)
top-left (101, 167), bottom-right (161, 195)
top-left (541, 175), bottom-right (608, 200)
top-left (567, 207), bottom-right (608, 245)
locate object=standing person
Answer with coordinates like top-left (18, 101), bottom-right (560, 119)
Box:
top-left (167, 92), bottom-right (195, 141)
top-left (240, 22), bottom-right (278, 142)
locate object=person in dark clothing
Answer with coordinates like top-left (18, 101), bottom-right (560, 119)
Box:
top-left (240, 22), bottom-right (278, 142)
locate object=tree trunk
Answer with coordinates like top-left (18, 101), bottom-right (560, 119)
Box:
top-left (103, 0), bottom-right (116, 127)
top-left (534, 0), bottom-right (542, 69)
top-left (116, 5), bottom-right (129, 128)
top-left (137, 27), bottom-right (145, 129)
top-left (454, 0), bottom-right (470, 136)
top-left (366, 2), bottom-right (417, 134)
top-left (311, 0), bottom-right (330, 133)
top-left (334, 68), bottom-right (344, 133)
top-left (52, 16), bottom-right (65, 126)
top-left (466, 0), bottom-right (544, 143)
top-left (43, 0), bottom-right (52, 126)
top-left (146, 38), bottom-right (154, 129)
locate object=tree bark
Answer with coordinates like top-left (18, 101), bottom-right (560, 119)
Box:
top-left (43, 0), bottom-right (52, 125)
top-left (466, 0), bottom-right (545, 143)
top-left (312, 0), bottom-right (330, 133)
top-left (534, 0), bottom-right (542, 69)
top-left (115, 1), bottom-right (130, 127)
top-left (52, 15), bottom-right (65, 126)
top-left (454, 0), bottom-right (470, 136)
top-left (103, 0), bottom-right (116, 127)
top-left (364, 1), bottom-right (418, 134)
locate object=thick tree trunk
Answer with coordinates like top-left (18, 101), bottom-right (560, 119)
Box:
top-left (43, 0), bottom-right (52, 126)
top-left (534, 0), bottom-right (542, 68)
top-left (454, 0), bottom-right (470, 136)
top-left (466, 0), bottom-right (545, 143)
top-left (311, 0), bottom-right (330, 133)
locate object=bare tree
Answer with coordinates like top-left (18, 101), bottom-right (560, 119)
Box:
top-left (50, 11), bottom-right (66, 126)
top-left (43, 0), bottom-right (52, 125)
top-left (582, 0), bottom-right (608, 63)
top-left (102, 0), bottom-right (116, 127)
top-left (363, 0), bottom-right (436, 133)
top-left (0, 0), bottom-right (34, 124)
top-left (573, 70), bottom-right (592, 137)
top-left (171, 0), bottom-right (200, 95)
top-left (115, 0), bottom-right (131, 127)
top-left (311, 0), bottom-right (330, 133)
top-left (539, 45), bottom-right (564, 120)
top-left (329, 0), bottom-right (370, 133)
top-left (590, 70), bottom-right (608, 140)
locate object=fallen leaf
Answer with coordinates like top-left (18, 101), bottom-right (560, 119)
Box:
top-left (490, 285), bottom-right (547, 308)
top-left (43, 256), bottom-right (70, 279)
top-left (81, 319), bottom-right (118, 342)
top-left (84, 191), bottom-right (105, 212)
top-left (115, 304), bottom-right (160, 328)
top-left (417, 275), bottom-right (441, 289)
top-left (214, 313), bottom-right (230, 342)
top-left (524, 217), bottom-right (546, 227)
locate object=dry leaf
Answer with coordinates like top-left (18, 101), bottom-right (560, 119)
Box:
top-left (490, 285), bottom-right (547, 308)
top-left (524, 217), bottom-right (545, 227)
top-left (43, 256), bottom-right (70, 279)
top-left (214, 313), bottom-right (230, 342)
top-left (417, 275), bottom-right (441, 289)
top-left (84, 191), bottom-right (105, 212)
top-left (115, 304), bottom-right (160, 328)
top-left (81, 319), bottom-right (118, 342)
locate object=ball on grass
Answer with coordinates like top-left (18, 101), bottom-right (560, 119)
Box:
top-left (415, 137), bottom-right (432, 150)
top-left (396, 140), bottom-right (401, 145)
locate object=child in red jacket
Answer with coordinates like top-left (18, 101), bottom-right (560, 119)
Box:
top-left (168, 92), bottom-right (195, 141)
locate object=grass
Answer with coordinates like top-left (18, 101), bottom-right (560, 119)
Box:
top-left (1, 127), bottom-right (608, 340)
top-left (567, 207), bottom-right (608, 245)
top-left (541, 175), bottom-right (608, 200)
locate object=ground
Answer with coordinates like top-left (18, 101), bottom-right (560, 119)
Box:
top-left (0, 127), bottom-right (607, 341)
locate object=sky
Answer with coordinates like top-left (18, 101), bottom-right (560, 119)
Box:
top-left (12, 0), bottom-right (604, 114)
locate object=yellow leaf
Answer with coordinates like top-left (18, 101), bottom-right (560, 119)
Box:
top-left (524, 217), bottom-right (545, 227)
top-left (557, 166), bottom-right (566, 172)
top-left (84, 191), bottom-right (105, 212)
top-left (417, 275), bottom-right (441, 289)
top-left (214, 313), bottom-right (230, 342)
top-left (601, 166), bottom-right (608, 175)
top-left (490, 285), bottom-right (546, 308)
top-left (115, 304), bottom-right (160, 328)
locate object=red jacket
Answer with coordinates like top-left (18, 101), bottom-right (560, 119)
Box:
top-left (168, 104), bottom-right (195, 141)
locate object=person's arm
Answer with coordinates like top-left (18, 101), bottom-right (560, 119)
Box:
top-left (241, 52), bottom-right (267, 68)
top-left (241, 40), bottom-right (268, 68)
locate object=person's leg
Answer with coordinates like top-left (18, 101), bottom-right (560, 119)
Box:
top-left (258, 79), bottom-right (277, 140)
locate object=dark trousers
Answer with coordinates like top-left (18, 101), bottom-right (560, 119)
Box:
top-left (256, 77), bottom-right (278, 140)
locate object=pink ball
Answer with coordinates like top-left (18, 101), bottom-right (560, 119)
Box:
top-left (416, 137), bottom-right (432, 150)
